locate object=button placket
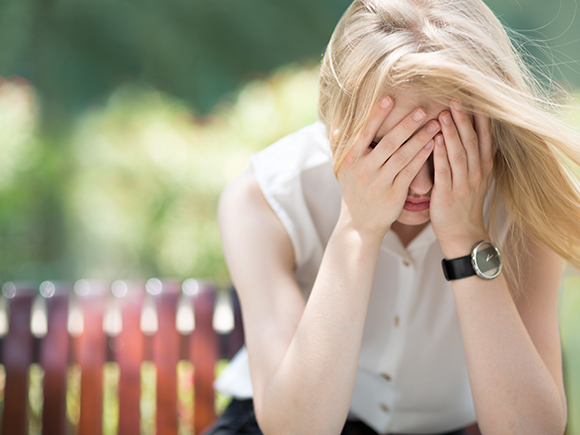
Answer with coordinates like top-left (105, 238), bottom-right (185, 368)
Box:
top-left (375, 255), bottom-right (414, 417)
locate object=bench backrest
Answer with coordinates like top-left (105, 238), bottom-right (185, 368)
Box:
top-left (0, 279), bottom-right (244, 435)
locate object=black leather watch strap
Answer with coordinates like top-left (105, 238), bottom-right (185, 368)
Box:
top-left (441, 255), bottom-right (476, 281)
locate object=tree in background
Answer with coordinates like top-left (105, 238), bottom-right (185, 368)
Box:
top-left (0, 66), bottom-right (320, 282)
top-left (0, 0), bottom-right (578, 282)
top-left (0, 0), bottom-right (578, 127)
top-left (0, 0), bottom-right (352, 127)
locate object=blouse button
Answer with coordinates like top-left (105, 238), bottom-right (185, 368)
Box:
top-left (402, 260), bottom-right (411, 267)
top-left (379, 403), bottom-right (390, 413)
top-left (394, 316), bottom-right (400, 327)
top-left (380, 372), bottom-right (392, 381)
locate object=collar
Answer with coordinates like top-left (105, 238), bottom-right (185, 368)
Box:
top-left (381, 222), bottom-right (438, 260)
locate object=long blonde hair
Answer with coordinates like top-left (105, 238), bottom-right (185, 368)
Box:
top-left (318, 0), bottom-right (580, 298)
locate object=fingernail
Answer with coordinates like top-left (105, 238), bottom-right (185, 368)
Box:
top-left (424, 140), bottom-right (434, 150)
top-left (426, 121), bottom-right (439, 133)
top-left (380, 97), bottom-right (392, 109)
top-left (413, 109), bottom-right (426, 122)
top-left (442, 113), bottom-right (452, 126)
top-left (436, 135), bottom-right (445, 147)
top-left (453, 100), bottom-right (463, 111)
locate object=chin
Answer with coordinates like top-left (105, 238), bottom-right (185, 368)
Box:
top-left (396, 209), bottom-right (431, 226)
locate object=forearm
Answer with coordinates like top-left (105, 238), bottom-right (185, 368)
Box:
top-left (448, 254), bottom-right (567, 434)
top-left (257, 222), bottom-right (382, 435)
top-left (429, 97), bottom-right (566, 433)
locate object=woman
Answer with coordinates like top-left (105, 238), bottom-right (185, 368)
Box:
top-left (210, 0), bottom-right (580, 433)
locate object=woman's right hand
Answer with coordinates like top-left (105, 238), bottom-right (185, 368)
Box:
top-left (336, 97), bottom-right (441, 238)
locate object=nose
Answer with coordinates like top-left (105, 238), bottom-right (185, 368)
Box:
top-left (408, 156), bottom-right (433, 196)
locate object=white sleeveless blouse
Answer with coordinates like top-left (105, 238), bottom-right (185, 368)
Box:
top-left (215, 122), bottom-right (508, 434)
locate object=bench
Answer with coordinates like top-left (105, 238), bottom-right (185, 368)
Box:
top-left (0, 279), bottom-right (244, 435)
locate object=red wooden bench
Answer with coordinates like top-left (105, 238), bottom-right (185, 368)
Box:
top-left (0, 279), bottom-right (244, 435)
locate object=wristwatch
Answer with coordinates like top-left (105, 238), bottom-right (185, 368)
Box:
top-left (441, 240), bottom-right (502, 281)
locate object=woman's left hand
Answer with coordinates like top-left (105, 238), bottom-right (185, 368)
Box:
top-left (429, 101), bottom-right (495, 258)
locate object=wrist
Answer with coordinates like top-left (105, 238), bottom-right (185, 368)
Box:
top-left (333, 215), bottom-right (387, 252)
top-left (335, 207), bottom-right (391, 245)
top-left (439, 231), bottom-right (490, 259)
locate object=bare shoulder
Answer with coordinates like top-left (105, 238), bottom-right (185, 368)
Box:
top-left (218, 166), bottom-right (295, 275)
top-left (218, 165), bottom-right (266, 217)
top-left (219, 166), bottom-right (269, 218)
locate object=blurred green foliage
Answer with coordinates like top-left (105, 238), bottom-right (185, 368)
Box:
top-left (0, 0), bottom-right (578, 127)
top-left (0, 0), bottom-right (352, 127)
top-left (0, 0), bottom-right (579, 283)
top-left (0, 66), bottom-right (319, 283)
top-left (66, 65), bottom-right (319, 282)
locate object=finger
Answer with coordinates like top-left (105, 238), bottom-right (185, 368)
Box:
top-left (390, 137), bottom-right (435, 189)
top-left (370, 107), bottom-right (430, 166)
top-left (473, 111), bottom-right (494, 174)
top-left (449, 101), bottom-right (481, 180)
top-left (439, 109), bottom-right (468, 187)
top-left (380, 119), bottom-right (440, 179)
top-left (433, 134), bottom-right (452, 190)
top-left (353, 97), bottom-right (394, 158)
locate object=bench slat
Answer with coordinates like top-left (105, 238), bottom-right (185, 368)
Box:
top-left (75, 291), bottom-right (106, 435)
top-left (41, 293), bottom-right (70, 435)
top-left (153, 282), bottom-right (181, 435)
top-left (192, 285), bottom-right (218, 434)
top-left (117, 288), bottom-right (145, 435)
top-left (2, 292), bottom-right (35, 435)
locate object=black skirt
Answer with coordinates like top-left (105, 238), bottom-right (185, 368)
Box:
top-left (203, 399), bottom-right (475, 435)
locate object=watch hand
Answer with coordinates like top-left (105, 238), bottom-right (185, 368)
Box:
top-left (486, 253), bottom-right (496, 262)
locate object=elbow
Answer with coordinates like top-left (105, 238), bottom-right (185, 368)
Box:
top-left (478, 392), bottom-right (567, 435)
top-left (527, 395), bottom-right (568, 435)
top-left (255, 399), bottom-right (344, 435)
top-left (259, 421), bottom-right (342, 435)
top-left (539, 387), bottom-right (568, 435)
top-left (253, 395), bottom-right (296, 435)
top-left (530, 404), bottom-right (567, 435)
top-left (255, 407), bottom-right (301, 435)
top-left (479, 417), bottom-right (566, 435)
top-left (551, 400), bottom-right (568, 435)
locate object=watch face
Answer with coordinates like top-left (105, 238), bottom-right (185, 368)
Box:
top-left (473, 242), bottom-right (502, 279)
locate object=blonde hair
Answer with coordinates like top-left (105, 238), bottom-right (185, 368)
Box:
top-left (318, 0), bottom-right (580, 298)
